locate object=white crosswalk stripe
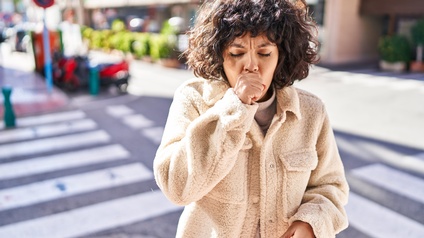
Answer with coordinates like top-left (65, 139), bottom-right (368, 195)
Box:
top-left (141, 126), bottom-right (164, 144)
top-left (352, 164), bottom-right (424, 204)
top-left (0, 191), bottom-right (181, 238)
top-left (0, 163), bottom-right (153, 211)
top-left (0, 130), bottom-right (111, 160)
top-left (348, 163), bottom-right (424, 237)
top-left (0, 118), bottom-right (97, 143)
top-left (0, 144), bottom-right (130, 180)
top-left (346, 193), bottom-right (424, 238)
top-left (0, 109), bottom-right (182, 237)
top-left (0, 110), bottom-right (87, 129)
top-left (106, 105), bottom-right (164, 144)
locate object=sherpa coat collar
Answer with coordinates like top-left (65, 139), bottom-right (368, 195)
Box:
top-left (154, 77), bottom-right (349, 238)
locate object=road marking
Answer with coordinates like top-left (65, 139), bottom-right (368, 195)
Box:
top-left (0, 130), bottom-right (110, 160)
top-left (0, 190), bottom-right (182, 238)
top-left (0, 163), bottom-right (153, 211)
top-left (336, 136), bottom-right (424, 174)
top-left (0, 119), bottom-right (97, 144)
top-left (0, 111), bottom-right (86, 129)
top-left (347, 193), bottom-right (424, 238)
top-left (123, 114), bottom-right (154, 129)
top-left (352, 164), bottom-right (424, 204)
top-left (0, 144), bottom-right (130, 180)
top-left (141, 126), bottom-right (164, 144)
top-left (105, 105), bottom-right (134, 118)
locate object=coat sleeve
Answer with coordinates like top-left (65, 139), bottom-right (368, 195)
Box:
top-left (289, 105), bottom-right (349, 238)
top-left (153, 85), bottom-right (258, 205)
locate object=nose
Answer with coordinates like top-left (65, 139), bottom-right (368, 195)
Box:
top-left (243, 52), bottom-right (259, 72)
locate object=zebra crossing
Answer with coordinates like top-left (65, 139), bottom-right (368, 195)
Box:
top-left (0, 109), bottom-right (181, 238)
top-left (1, 105), bottom-right (424, 237)
top-left (345, 163), bottom-right (424, 238)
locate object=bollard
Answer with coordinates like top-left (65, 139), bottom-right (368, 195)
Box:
top-left (2, 86), bottom-right (16, 128)
top-left (89, 64), bottom-right (99, 96)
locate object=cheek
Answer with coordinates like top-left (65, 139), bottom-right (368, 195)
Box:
top-left (223, 61), bottom-right (239, 87)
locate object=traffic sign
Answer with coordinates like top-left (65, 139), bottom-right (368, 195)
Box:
top-left (33, 0), bottom-right (55, 8)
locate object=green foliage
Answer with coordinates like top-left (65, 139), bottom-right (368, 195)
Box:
top-left (132, 33), bottom-right (151, 58)
top-left (82, 17), bottom-right (179, 60)
top-left (111, 19), bottom-right (126, 32)
top-left (150, 34), bottom-right (178, 60)
top-left (378, 35), bottom-right (411, 63)
top-left (411, 18), bottom-right (424, 46)
top-left (109, 31), bottom-right (135, 53)
top-left (81, 26), bottom-right (93, 40)
top-left (160, 20), bottom-right (179, 35)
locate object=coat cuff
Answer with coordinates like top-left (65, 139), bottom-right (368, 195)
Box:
top-left (210, 88), bottom-right (258, 132)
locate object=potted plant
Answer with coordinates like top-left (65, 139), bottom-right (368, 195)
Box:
top-left (410, 18), bottom-right (424, 72)
top-left (378, 34), bottom-right (411, 72)
top-left (149, 20), bottom-right (180, 68)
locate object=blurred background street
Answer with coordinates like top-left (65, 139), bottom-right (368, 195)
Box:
top-left (1, 0), bottom-right (424, 237)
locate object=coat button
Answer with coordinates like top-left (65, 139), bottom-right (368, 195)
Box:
top-left (269, 164), bottom-right (275, 168)
top-left (252, 196), bottom-right (260, 204)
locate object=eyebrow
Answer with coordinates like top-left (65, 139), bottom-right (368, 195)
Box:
top-left (229, 42), bottom-right (276, 48)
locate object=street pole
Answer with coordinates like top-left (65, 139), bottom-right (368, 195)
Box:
top-left (77, 0), bottom-right (85, 25)
top-left (42, 8), bottom-right (53, 94)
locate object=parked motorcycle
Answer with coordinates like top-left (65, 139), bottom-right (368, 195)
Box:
top-left (52, 52), bottom-right (130, 93)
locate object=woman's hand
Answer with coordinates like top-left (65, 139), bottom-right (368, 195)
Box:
top-left (280, 221), bottom-right (315, 238)
top-left (233, 72), bottom-right (265, 105)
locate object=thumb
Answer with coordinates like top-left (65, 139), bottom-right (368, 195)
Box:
top-left (280, 229), bottom-right (294, 238)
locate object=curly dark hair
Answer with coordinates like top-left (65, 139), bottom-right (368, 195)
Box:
top-left (183, 0), bottom-right (320, 89)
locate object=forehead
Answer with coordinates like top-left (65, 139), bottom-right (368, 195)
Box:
top-left (229, 33), bottom-right (275, 47)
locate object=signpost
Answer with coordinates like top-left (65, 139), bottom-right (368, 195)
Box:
top-left (33, 0), bottom-right (55, 94)
top-left (32, 0), bottom-right (55, 9)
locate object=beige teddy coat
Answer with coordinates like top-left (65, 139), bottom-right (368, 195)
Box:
top-left (154, 77), bottom-right (349, 238)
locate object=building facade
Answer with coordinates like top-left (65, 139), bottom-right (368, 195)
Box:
top-left (23, 0), bottom-right (424, 67)
top-left (316, 0), bottom-right (424, 67)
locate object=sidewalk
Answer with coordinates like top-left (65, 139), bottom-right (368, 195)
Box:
top-left (0, 44), bottom-right (69, 121)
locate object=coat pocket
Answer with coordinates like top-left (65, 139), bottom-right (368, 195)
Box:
top-left (278, 149), bottom-right (318, 220)
top-left (281, 149), bottom-right (318, 171)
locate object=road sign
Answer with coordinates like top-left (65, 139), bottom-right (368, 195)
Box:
top-left (33, 0), bottom-right (55, 8)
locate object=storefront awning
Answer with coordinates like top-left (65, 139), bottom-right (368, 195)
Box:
top-left (361, 0), bottom-right (424, 15)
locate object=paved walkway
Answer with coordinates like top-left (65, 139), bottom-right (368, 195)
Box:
top-left (0, 43), bottom-right (69, 119)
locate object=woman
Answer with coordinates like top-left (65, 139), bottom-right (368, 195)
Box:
top-left (153, 0), bottom-right (349, 237)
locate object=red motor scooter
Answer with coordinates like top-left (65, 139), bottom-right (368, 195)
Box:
top-left (53, 52), bottom-right (130, 93)
top-left (98, 60), bottom-right (130, 93)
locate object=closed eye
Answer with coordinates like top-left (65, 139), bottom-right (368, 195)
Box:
top-left (259, 53), bottom-right (272, 57)
top-left (229, 52), bottom-right (244, 58)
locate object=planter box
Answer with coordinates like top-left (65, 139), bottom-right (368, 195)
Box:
top-left (379, 60), bottom-right (407, 72)
top-left (410, 61), bottom-right (424, 73)
top-left (159, 58), bottom-right (181, 68)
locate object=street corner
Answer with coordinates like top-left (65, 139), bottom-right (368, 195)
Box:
top-left (0, 86), bottom-right (70, 119)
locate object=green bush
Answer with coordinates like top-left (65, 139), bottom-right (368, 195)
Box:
top-left (160, 20), bottom-right (179, 35)
top-left (150, 34), bottom-right (177, 60)
top-left (411, 18), bottom-right (424, 46)
top-left (111, 19), bottom-right (126, 32)
top-left (81, 26), bottom-right (93, 40)
top-left (109, 31), bottom-right (134, 53)
top-left (132, 33), bottom-right (151, 58)
top-left (378, 35), bottom-right (411, 63)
